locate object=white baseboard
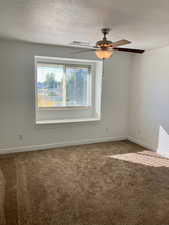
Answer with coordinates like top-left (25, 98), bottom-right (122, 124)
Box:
top-left (0, 136), bottom-right (127, 155)
top-left (128, 136), bottom-right (156, 151)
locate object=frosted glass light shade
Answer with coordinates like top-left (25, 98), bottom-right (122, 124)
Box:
top-left (95, 49), bottom-right (113, 59)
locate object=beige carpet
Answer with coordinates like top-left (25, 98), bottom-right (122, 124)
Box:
top-left (0, 141), bottom-right (169, 225)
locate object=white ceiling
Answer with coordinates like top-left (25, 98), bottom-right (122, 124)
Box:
top-left (0, 0), bottom-right (169, 50)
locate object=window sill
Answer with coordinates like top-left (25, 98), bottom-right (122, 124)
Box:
top-left (37, 106), bottom-right (91, 111)
top-left (36, 117), bottom-right (100, 124)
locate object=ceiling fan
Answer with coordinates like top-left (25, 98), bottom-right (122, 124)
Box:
top-left (72, 28), bottom-right (144, 59)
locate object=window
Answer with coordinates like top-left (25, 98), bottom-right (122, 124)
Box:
top-left (37, 63), bottom-right (91, 108)
top-left (35, 56), bottom-right (103, 124)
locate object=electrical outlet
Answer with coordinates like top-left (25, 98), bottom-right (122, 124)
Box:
top-left (137, 129), bottom-right (142, 137)
top-left (18, 134), bottom-right (23, 141)
top-left (105, 128), bottom-right (109, 133)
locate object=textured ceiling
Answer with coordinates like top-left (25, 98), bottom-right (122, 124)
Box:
top-left (0, 0), bottom-right (169, 50)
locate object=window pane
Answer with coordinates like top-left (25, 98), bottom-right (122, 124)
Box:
top-left (37, 63), bottom-right (91, 108)
top-left (37, 64), bottom-right (64, 107)
top-left (66, 66), bottom-right (90, 106)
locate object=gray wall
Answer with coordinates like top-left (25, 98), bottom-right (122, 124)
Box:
top-left (0, 39), bottom-right (132, 152)
top-left (129, 46), bottom-right (169, 156)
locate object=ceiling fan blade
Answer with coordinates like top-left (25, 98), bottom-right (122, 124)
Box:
top-left (114, 47), bottom-right (145, 54)
top-left (112, 39), bottom-right (131, 47)
top-left (71, 48), bottom-right (97, 55)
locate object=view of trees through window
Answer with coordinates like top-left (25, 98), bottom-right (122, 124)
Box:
top-left (37, 64), bottom-right (91, 107)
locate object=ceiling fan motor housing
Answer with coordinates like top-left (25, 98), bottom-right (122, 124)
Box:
top-left (96, 39), bottom-right (113, 48)
top-left (96, 28), bottom-right (113, 49)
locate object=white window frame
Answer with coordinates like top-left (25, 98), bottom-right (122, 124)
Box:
top-left (36, 62), bottom-right (92, 110)
top-left (35, 56), bottom-right (103, 124)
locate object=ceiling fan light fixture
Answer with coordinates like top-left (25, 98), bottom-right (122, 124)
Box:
top-left (95, 49), bottom-right (113, 59)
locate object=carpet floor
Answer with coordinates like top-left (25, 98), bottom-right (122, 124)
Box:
top-left (0, 141), bottom-right (169, 225)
